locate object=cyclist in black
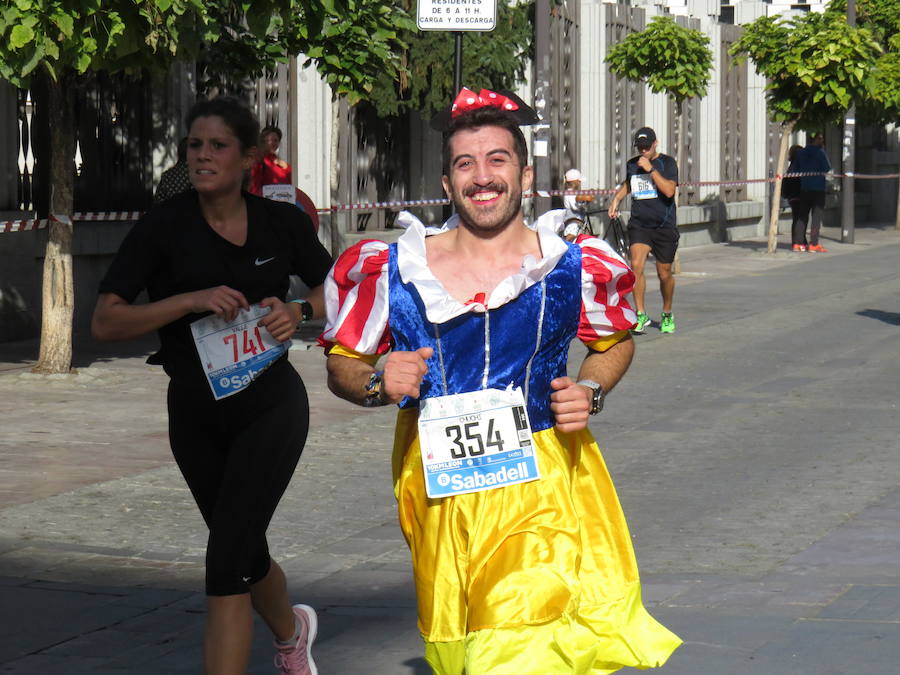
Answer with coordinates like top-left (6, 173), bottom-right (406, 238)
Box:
top-left (608, 127), bottom-right (679, 334)
top-left (92, 97), bottom-right (331, 675)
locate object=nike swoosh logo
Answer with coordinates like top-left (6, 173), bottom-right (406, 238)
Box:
top-left (255, 257), bottom-right (275, 266)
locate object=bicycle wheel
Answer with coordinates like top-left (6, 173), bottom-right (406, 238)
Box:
top-left (582, 212), bottom-right (596, 236)
top-left (607, 217), bottom-right (630, 258)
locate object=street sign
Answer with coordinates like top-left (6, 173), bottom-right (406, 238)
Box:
top-left (417, 0), bottom-right (497, 31)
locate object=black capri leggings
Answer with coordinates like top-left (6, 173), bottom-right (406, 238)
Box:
top-left (167, 359), bottom-right (310, 596)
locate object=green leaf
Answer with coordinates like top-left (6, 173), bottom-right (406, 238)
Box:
top-left (1, 6), bottom-right (22, 30)
top-left (76, 51), bottom-right (91, 72)
top-left (51, 11), bottom-right (74, 38)
top-left (10, 23), bottom-right (35, 49)
top-left (19, 42), bottom-right (44, 76)
top-left (43, 35), bottom-right (59, 60)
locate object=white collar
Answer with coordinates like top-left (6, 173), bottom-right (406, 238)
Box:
top-left (395, 212), bottom-right (568, 324)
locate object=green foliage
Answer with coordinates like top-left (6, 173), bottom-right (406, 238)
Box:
top-left (0, 0), bottom-right (207, 85)
top-left (825, 0), bottom-right (900, 45)
top-left (366, 0), bottom-right (533, 118)
top-left (730, 10), bottom-right (882, 127)
top-left (866, 48), bottom-right (900, 123)
top-left (824, 0), bottom-right (900, 125)
top-left (605, 16), bottom-right (713, 105)
top-left (0, 1), bottom-right (411, 104)
top-left (200, 1), bottom-right (414, 104)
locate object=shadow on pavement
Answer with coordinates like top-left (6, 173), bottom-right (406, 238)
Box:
top-left (0, 334), bottom-right (160, 371)
top-left (857, 308), bottom-right (900, 326)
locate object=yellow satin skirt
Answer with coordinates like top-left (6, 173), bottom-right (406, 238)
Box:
top-left (392, 408), bottom-right (681, 674)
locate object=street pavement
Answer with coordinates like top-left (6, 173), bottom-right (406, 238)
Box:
top-left (1, 224), bottom-right (899, 674)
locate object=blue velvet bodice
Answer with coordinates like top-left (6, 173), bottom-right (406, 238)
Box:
top-left (387, 242), bottom-right (583, 432)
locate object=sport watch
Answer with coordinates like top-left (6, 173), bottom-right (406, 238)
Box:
top-left (363, 370), bottom-right (385, 407)
top-left (289, 299), bottom-right (314, 323)
top-left (577, 379), bottom-right (606, 415)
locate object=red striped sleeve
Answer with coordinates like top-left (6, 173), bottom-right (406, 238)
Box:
top-left (576, 235), bottom-right (637, 343)
top-left (319, 240), bottom-right (392, 355)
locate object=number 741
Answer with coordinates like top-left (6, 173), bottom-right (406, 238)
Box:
top-left (223, 327), bottom-right (268, 363)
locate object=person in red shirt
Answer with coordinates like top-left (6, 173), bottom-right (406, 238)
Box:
top-left (250, 126), bottom-right (292, 196)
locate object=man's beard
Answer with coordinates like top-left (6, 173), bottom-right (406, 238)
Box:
top-left (453, 181), bottom-right (523, 236)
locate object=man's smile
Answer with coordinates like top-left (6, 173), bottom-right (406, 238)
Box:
top-left (470, 191), bottom-right (500, 202)
top-left (464, 182), bottom-right (505, 205)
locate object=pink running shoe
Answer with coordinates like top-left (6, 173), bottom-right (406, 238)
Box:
top-left (274, 604), bottom-right (318, 675)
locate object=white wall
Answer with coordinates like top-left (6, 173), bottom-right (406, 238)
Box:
top-left (292, 59), bottom-right (332, 211)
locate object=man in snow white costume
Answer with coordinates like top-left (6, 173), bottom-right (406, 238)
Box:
top-left (320, 88), bottom-right (681, 674)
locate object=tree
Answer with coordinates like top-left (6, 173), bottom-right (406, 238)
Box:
top-left (367, 0), bottom-right (534, 118)
top-left (605, 16), bottom-right (713, 194)
top-left (730, 10), bottom-right (882, 253)
top-left (825, 0), bottom-right (900, 229)
top-left (0, 1), bottom-right (409, 374)
top-left (199, 1), bottom-right (413, 105)
top-left (868, 41), bottom-right (900, 230)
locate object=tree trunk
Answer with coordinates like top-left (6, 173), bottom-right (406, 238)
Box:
top-left (32, 74), bottom-right (75, 374)
top-left (895, 175), bottom-right (899, 231)
top-left (766, 121), bottom-right (795, 255)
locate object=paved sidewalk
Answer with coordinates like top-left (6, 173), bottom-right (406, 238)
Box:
top-left (1, 223), bottom-right (899, 673)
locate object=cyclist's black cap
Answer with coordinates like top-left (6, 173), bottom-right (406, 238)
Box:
top-left (634, 127), bottom-right (656, 149)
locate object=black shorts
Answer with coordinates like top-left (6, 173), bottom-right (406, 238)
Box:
top-left (628, 224), bottom-right (680, 264)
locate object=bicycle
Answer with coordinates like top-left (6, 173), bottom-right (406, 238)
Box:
top-left (605, 216), bottom-right (630, 259)
top-left (583, 208), bottom-right (630, 259)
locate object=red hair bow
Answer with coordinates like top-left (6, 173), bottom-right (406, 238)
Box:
top-left (450, 88), bottom-right (520, 118)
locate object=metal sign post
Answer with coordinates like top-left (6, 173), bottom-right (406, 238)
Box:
top-left (417, 0), bottom-right (498, 100)
top-left (841, 0), bottom-right (857, 244)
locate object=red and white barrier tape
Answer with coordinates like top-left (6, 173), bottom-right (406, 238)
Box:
top-left (2, 171), bottom-right (897, 232)
top-left (0, 212), bottom-right (70, 233)
top-left (0, 219), bottom-right (44, 233)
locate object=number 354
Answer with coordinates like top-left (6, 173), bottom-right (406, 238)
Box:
top-left (445, 419), bottom-right (505, 459)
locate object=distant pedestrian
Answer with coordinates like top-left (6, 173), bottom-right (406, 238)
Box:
top-left (250, 126), bottom-right (293, 196)
top-left (793, 132), bottom-right (831, 253)
top-left (783, 144), bottom-right (806, 252)
top-left (608, 126), bottom-right (679, 334)
top-left (92, 96), bottom-right (330, 675)
top-left (153, 137), bottom-right (192, 203)
top-left (560, 168), bottom-right (594, 240)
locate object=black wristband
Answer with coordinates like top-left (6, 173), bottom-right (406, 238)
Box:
top-left (290, 299), bottom-right (313, 323)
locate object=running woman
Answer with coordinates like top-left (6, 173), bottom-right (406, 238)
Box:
top-left (92, 96), bottom-right (330, 675)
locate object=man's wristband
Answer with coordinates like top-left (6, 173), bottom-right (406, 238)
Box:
top-left (289, 299), bottom-right (313, 323)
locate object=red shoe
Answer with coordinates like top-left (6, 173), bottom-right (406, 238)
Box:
top-left (807, 244), bottom-right (828, 253)
top-left (791, 244), bottom-right (807, 252)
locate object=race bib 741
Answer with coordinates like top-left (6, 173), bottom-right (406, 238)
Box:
top-left (190, 304), bottom-right (288, 400)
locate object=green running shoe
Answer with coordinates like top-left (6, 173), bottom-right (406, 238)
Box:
top-left (660, 312), bottom-right (675, 334)
top-left (633, 312), bottom-right (651, 334)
